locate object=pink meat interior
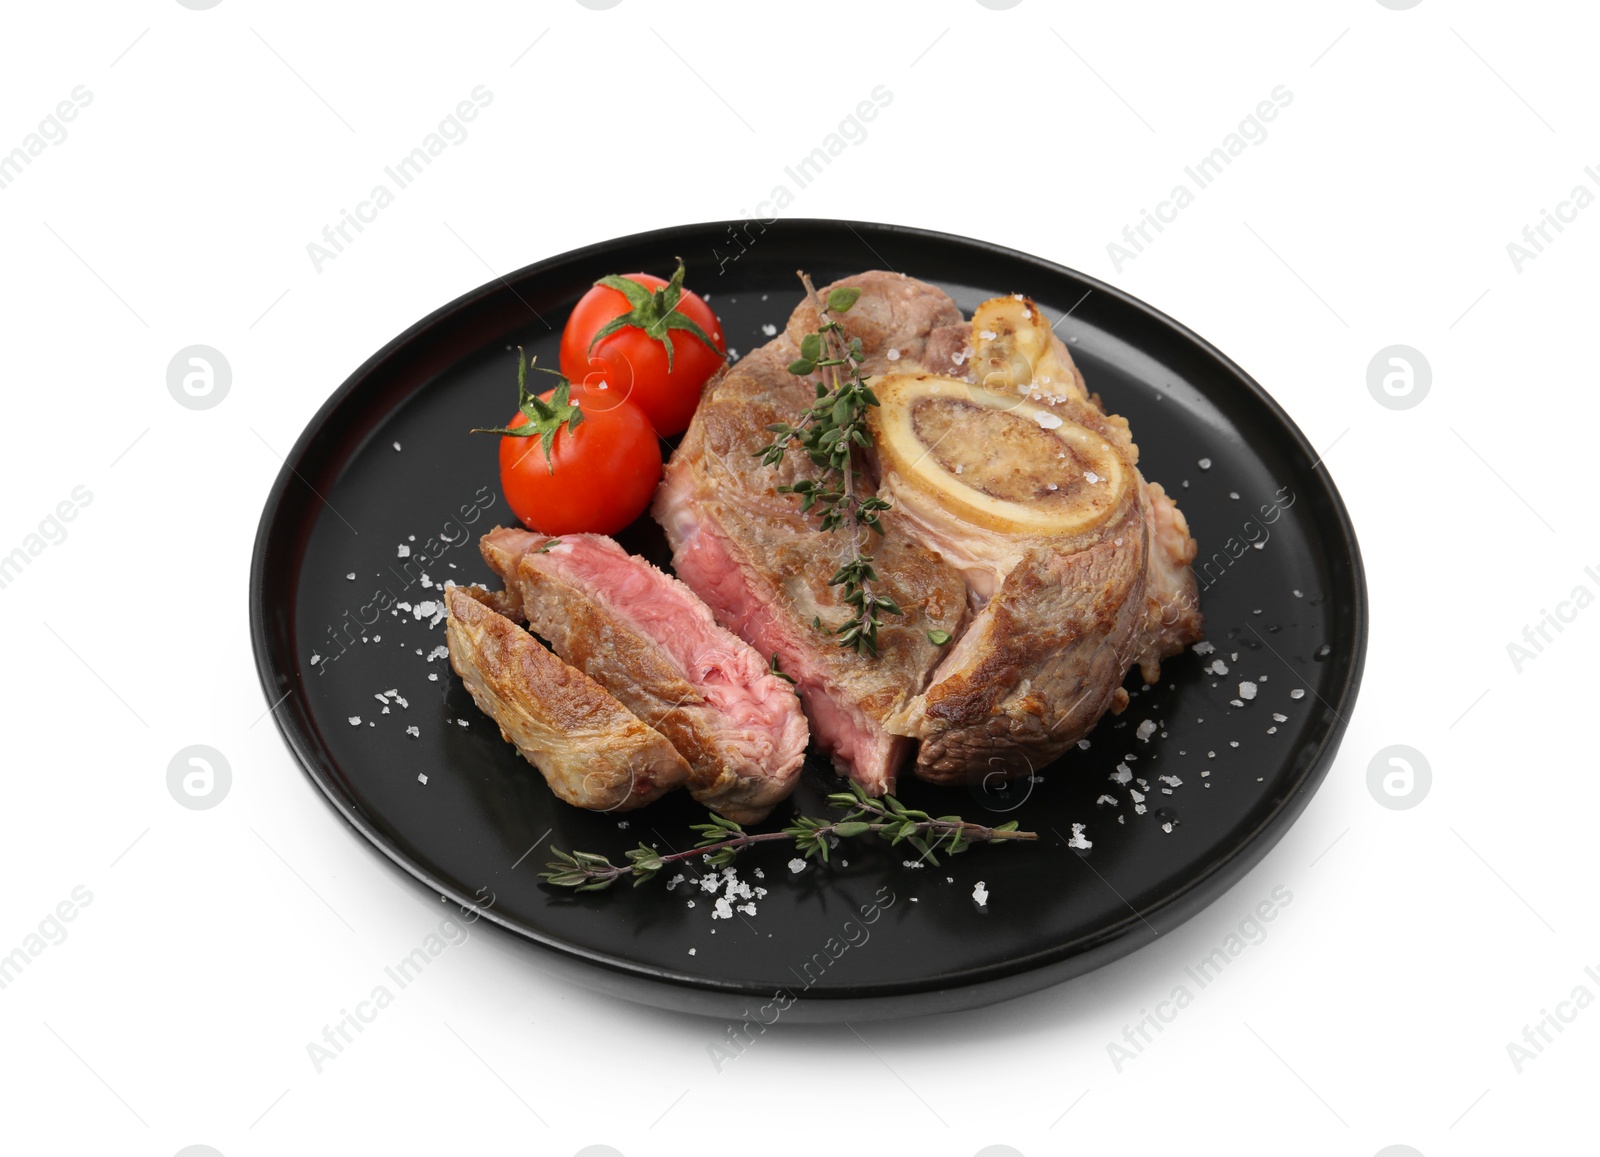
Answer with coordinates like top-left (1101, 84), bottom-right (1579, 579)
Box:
top-left (529, 534), bottom-right (807, 772)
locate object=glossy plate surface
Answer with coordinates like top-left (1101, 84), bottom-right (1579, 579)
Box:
top-left (250, 220), bottom-right (1366, 1021)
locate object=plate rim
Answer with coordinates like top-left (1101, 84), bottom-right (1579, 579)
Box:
top-left (249, 217), bottom-right (1368, 1012)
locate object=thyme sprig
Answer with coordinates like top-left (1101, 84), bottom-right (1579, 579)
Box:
top-left (754, 274), bottom-right (900, 655)
top-left (540, 782), bottom-right (1036, 891)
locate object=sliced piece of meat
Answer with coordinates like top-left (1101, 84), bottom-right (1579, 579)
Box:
top-left (444, 585), bottom-right (689, 811)
top-left (653, 331), bottom-right (968, 797)
top-left (478, 527), bottom-right (810, 823)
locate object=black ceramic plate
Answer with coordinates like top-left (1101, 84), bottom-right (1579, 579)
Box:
top-left (250, 220), bottom-right (1365, 1022)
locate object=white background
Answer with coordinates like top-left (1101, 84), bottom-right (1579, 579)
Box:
top-left (1, 1), bottom-right (1595, 1154)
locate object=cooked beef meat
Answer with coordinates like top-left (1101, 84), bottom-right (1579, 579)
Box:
top-left (444, 585), bottom-right (689, 811)
top-left (658, 272), bottom-right (1202, 789)
top-left (479, 527), bottom-right (809, 823)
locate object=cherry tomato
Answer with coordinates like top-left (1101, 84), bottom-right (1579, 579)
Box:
top-left (497, 385), bottom-right (662, 536)
top-left (559, 258), bottom-right (725, 438)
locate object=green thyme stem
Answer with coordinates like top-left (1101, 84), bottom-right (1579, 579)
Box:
top-left (753, 273), bottom-right (900, 655)
top-left (540, 782), bottom-right (1036, 892)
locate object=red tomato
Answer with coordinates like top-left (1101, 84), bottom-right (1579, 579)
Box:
top-left (497, 385), bottom-right (662, 536)
top-left (559, 259), bottom-right (725, 437)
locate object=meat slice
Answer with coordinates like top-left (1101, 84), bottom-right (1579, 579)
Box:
top-left (444, 585), bottom-right (689, 811)
top-left (653, 321), bottom-right (968, 796)
top-left (869, 293), bottom-right (1202, 780)
top-left (478, 528), bottom-right (809, 823)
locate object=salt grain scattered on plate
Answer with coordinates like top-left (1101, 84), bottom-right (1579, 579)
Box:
top-left (346, 572), bottom-right (356, 581)
top-left (1136, 719), bottom-right (1157, 742)
top-left (1272, 712), bottom-right (1287, 722)
top-left (393, 442), bottom-right (402, 451)
top-left (348, 716), bottom-right (361, 726)
top-left (417, 773), bottom-right (428, 784)
top-left (902, 860), bottom-right (925, 869)
top-left (1290, 689), bottom-right (1305, 700)
top-left (1097, 794), bottom-right (1119, 807)
top-left (1067, 823), bottom-right (1092, 850)
top-left (787, 858), bottom-right (806, 874)
top-left (1193, 641), bottom-right (1215, 655)
top-left (397, 544), bottom-right (410, 558)
top-left (405, 726), bottom-right (419, 738)
top-left (972, 881), bottom-right (989, 906)
top-left (761, 323), bottom-right (778, 336)
top-left (1198, 457), bottom-right (1212, 469)
top-left (688, 948), bottom-right (696, 955)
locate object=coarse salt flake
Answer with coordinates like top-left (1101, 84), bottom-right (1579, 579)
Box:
top-left (1290, 689), bottom-right (1306, 700)
top-left (397, 544), bottom-right (410, 558)
top-left (1034, 411), bottom-right (1064, 430)
top-left (1067, 823), bottom-right (1092, 850)
top-left (972, 881), bottom-right (989, 905)
top-left (788, 858), bottom-right (807, 874)
top-left (348, 716), bottom-right (361, 726)
top-left (1239, 681), bottom-right (1257, 700)
top-left (1135, 719), bottom-right (1157, 742)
